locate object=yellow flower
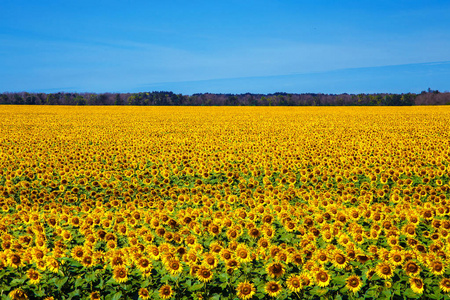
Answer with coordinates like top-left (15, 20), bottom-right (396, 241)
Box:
top-left (113, 266), bottom-right (128, 283)
top-left (376, 262), bottom-right (394, 280)
top-left (265, 281), bottom-right (282, 297)
top-left (236, 281), bottom-right (256, 300)
top-left (139, 287), bottom-right (151, 300)
top-left (346, 275), bottom-right (363, 294)
top-left (315, 269), bottom-right (331, 287)
top-left (26, 268), bottom-right (41, 285)
top-left (197, 266), bottom-right (213, 282)
top-left (89, 292), bottom-right (101, 300)
top-left (439, 278), bottom-right (450, 293)
top-left (159, 284), bottom-right (174, 299)
top-left (286, 274), bottom-right (302, 293)
top-left (410, 277), bottom-right (424, 295)
top-left (266, 262), bottom-right (285, 278)
top-left (9, 289), bottom-right (28, 300)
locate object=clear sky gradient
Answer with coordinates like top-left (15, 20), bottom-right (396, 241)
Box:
top-left (1, 0), bottom-right (449, 94)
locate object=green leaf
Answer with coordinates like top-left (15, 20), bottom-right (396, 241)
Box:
top-left (332, 275), bottom-right (347, 285)
top-left (55, 277), bottom-right (68, 289)
top-left (34, 289), bottom-right (46, 297)
top-left (210, 294), bottom-right (221, 300)
top-left (141, 279), bottom-right (151, 288)
top-left (10, 278), bottom-right (25, 286)
top-left (219, 282), bottom-right (228, 289)
top-left (111, 291), bottom-right (122, 300)
top-left (189, 283), bottom-right (204, 291)
top-left (67, 289), bottom-right (80, 300)
top-left (85, 272), bottom-right (97, 283)
top-left (382, 290), bottom-right (392, 299)
top-left (403, 288), bottom-right (421, 299)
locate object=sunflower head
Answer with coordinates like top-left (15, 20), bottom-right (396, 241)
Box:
top-left (159, 284), bottom-right (173, 300)
top-left (430, 260), bottom-right (445, 275)
top-left (376, 262), bottom-right (394, 280)
top-left (266, 262), bottom-right (285, 278)
top-left (439, 278), bottom-right (450, 293)
top-left (286, 274), bottom-right (302, 293)
top-left (410, 277), bottom-right (424, 295)
top-left (236, 281), bottom-right (256, 300)
top-left (113, 266), bottom-right (128, 283)
top-left (403, 260), bottom-right (421, 277)
top-left (9, 289), bottom-right (28, 300)
top-left (196, 266), bottom-right (213, 282)
top-left (89, 292), bottom-right (101, 300)
top-left (315, 269), bottom-right (331, 287)
top-left (346, 275), bottom-right (363, 294)
top-left (265, 281), bottom-right (282, 297)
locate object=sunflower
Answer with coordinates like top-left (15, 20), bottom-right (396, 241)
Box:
top-left (26, 268), bottom-right (41, 285)
top-left (81, 254), bottom-right (95, 268)
top-left (106, 240), bottom-right (117, 250)
top-left (286, 274), bottom-right (302, 293)
top-left (289, 252), bottom-right (304, 266)
top-left (203, 254), bottom-right (218, 269)
top-left (226, 259), bottom-right (240, 270)
top-left (113, 266), bottom-right (128, 283)
top-left (315, 250), bottom-right (328, 265)
top-left (429, 260), bottom-right (445, 275)
top-left (266, 262), bottom-right (285, 278)
top-left (197, 266), bottom-right (213, 282)
top-left (159, 284), bottom-right (173, 299)
top-left (265, 281), bottom-right (282, 297)
top-left (439, 278), bottom-right (450, 293)
top-left (45, 256), bottom-right (60, 273)
top-left (219, 249), bottom-right (233, 261)
top-left (410, 277), bottom-right (424, 294)
top-left (236, 281), bottom-right (256, 300)
top-left (366, 268), bottom-right (376, 280)
top-left (110, 254), bottom-right (126, 268)
top-left (236, 244), bottom-right (252, 263)
top-left (376, 262), bottom-right (394, 280)
top-left (332, 251), bottom-right (348, 269)
top-left (190, 265), bottom-right (200, 277)
top-left (315, 269), bottom-right (331, 287)
top-left (8, 289), bottom-right (28, 300)
top-left (346, 275), bottom-right (363, 294)
top-left (166, 259), bottom-right (183, 275)
top-left (138, 287), bottom-right (151, 300)
top-left (389, 250), bottom-right (404, 266)
top-left (8, 253), bottom-right (23, 268)
top-left (89, 292), bottom-right (101, 300)
top-left (137, 257), bottom-right (152, 273)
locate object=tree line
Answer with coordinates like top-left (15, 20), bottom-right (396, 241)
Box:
top-left (1, 90), bottom-right (449, 106)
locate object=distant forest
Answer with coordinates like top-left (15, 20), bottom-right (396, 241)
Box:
top-left (1, 89), bottom-right (449, 106)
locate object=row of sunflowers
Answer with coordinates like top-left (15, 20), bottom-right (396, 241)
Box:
top-left (1, 106), bottom-right (450, 299)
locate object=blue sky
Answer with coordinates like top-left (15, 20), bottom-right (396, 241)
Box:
top-left (1, 0), bottom-right (449, 94)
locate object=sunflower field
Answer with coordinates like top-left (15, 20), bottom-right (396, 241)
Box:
top-left (1, 106), bottom-right (450, 300)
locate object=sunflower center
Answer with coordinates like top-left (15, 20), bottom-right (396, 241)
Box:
top-left (336, 254), bottom-right (345, 264)
top-left (349, 279), bottom-right (358, 287)
top-left (433, 263), bottom-right (443, 272)
top-left (413, 279), bottom-right (423, 288)
top-left (382, 266), bottom-right (391, 274)
top-left (443, 279), bottom-right (450, 288)
top-left (319, 273), bottom-right (328, 281)
top-left (407, 263), bottom-right (418, 272)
